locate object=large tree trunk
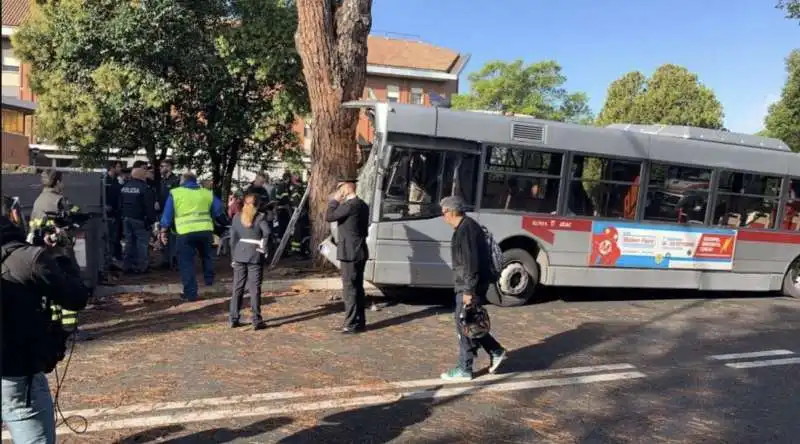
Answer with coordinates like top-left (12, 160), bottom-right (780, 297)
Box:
top-left (295, 0), bottom-right (372, 265)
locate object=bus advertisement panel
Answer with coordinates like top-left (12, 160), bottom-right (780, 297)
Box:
top-left (589, 222), bottom-right (737, 270)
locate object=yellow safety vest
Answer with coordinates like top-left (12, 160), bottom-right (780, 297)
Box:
top-left (171, 187), bottom-right (214, 235)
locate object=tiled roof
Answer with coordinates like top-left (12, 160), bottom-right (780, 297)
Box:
top-left (2, 0), bottom-right (31, 27)
top-left (367, 35), bottom-right (460, 72)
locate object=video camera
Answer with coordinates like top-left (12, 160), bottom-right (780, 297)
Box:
top-left (32, 210), bottom-right (96, 248)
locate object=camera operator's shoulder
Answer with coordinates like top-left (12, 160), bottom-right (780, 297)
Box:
top-left (2, 242), bottom-right (44, 279)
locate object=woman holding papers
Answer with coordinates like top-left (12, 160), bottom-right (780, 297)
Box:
top-left (228, 193), bottom-right (271, 330)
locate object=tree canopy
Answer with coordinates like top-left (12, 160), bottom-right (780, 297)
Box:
top-left (596, 64), bottom-right (724, 129)
top-left (764, 49), bottom-right (800, 151)
top-left (451, 60), bottom-right (593, 124)
top-left (778, 0), bottom-right (800, 19)
top-left (13, 0), bottom-right (307, 197)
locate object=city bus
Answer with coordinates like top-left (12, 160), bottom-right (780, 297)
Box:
top-left (318, 101), bottom-right (800, 306)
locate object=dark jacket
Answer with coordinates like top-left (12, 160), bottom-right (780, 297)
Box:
top-left (230, 212), bottom-right (271, 264)
top-left (1, 217), bottom-right (90, 377)
top-left (31, 188), bottom-right (68, 222)
top-left (451, 216), bottom-right (492, 296)
top-left (119, 178), bottom-right (156, 224)
top-left (325, 196), bottom-right (369, 262)
top-left (105, 173), bottom-right (122, 218)
top-left (159, 173), bottom-right (180, 209)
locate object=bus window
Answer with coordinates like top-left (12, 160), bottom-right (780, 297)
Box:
top-left (480, 146), bottom-right (562, 214)
top-left (441, 151), bottom-right (479, 203)
top-left (782, 179), bottom-right (800, 231)
top-left (569, 155), bottom-right (641, 219)
top-left (380, 147), bottom-right (478, 221)
top-left (644, 164), bottom-right (710, 224)
top-left (714, 171), bottom-right (781, 229)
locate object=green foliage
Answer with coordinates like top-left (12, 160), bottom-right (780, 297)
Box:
top-left (596, 64), bottom-right (724, 129)
top-left (13, 0), bottom-right (308, 197)
top-left (764, 50), bottom-right (800, 152)
top-left (777, 0), bottom-right (800, 19)
top-left (451, 60), bottom-right (593, 123)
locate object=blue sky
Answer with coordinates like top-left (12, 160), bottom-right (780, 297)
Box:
top-left (372, 0), bottom-right (798, 134)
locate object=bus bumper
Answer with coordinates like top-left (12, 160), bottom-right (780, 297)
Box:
top-left (318, 237), bottom-right (341, 269)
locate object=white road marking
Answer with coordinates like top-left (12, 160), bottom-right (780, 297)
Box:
top-left (1, 370), bottom-right (644, 437)
top-left (56, 363), bottom-right (637, 419)
top-left (725, 357), bottom-right (800, 369)
top-left (708, 350), bottom-right (795, 361)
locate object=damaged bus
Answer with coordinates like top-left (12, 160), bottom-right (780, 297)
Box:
top-left (318, 102), bottom-right (800, 306)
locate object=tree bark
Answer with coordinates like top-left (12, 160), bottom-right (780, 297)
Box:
top-left (295, 0), bottom-right (372, 265)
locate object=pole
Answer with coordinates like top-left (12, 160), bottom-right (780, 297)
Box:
top-left (268, 181), bottom-right (310, 270)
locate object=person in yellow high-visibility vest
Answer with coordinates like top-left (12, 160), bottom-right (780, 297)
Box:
top-left (159, 172), bottom-right (225, 302)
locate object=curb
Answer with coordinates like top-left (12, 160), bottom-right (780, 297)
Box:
top-left (94, 277), bottom-right (379, 297)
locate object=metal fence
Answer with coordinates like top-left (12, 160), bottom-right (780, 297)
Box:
top-left (1, 169), bottom-right (106, 290)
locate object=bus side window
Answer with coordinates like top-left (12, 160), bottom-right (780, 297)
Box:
top-left (380, 147), bottom-right (443, 220)
top-left (714, 171), bottom-right (781, 229)
top-left (480, 145), bottom-right (561, 214)
top-left (568, 155), bottom-right (640, 219)
top-left (643, 163), bottom-right (710, 224)
top-left (781, 179), bottom-right (800, 231)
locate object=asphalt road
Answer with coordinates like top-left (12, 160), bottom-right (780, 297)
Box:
top-left (5, 288), bottom-right (799, 444)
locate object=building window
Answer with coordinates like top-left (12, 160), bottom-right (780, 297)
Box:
top-left (568, 155), bottom-right (642, 219)
top-left (386, 85), bottom-right (400, 103)
top-left (303, 123), bottom-right (311, 139)
top-left (365, 87), bottom-right (377, 100)
top-left (480, 146), bottom-right (562, 214)
top-left (410, 87), bottom-right (424, 105)
top-left (645, 164), bottom-right (711, 224)
top-left (2, 39), bottom-right (20, 73)
top-left (1, 109), bottom-right (24, 134)
top-left (55, 158), bottom-right (76, 168)
top-left (714, 171), bottom-right (781, 229)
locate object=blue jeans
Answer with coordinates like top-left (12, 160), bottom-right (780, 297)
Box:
top-left (1, 373), bottom-right (56, 444)
top-left (123, 217), bottom-right (150, 273)
top-left (177, 231), bottom-right (214, 301)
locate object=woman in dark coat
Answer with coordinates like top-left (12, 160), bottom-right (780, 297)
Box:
top-left (228, 194), bottom-right (271, 330)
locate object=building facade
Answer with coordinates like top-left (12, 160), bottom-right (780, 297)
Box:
top-left (2, 0), bottom-right (37, 164)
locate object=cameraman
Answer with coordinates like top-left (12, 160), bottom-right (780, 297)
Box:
top-left (2, 195), bottom-right (91, 444)
top-left (29, 170), bottom-right (92, 341)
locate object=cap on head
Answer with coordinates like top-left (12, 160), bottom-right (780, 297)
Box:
top-left (440, 195), bottom-right (467, 214)
top-left (336, 176), bottom-right (358, 186)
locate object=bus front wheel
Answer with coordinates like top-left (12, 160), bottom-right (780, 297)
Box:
top-left (781, 259), bottom-right (800, 298)
top-left (486, 248), bottom-right (539, 307)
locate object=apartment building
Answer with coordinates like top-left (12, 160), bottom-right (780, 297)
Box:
top-left (296, 35), bottom-right (469, 155)
top-left (2, 0), bottom-right (37, 165)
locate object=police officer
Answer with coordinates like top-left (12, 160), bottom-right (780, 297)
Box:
top-left (29, 170), bottom-right (90, 341)
top-left (2, 195), bottom-right (90, 444)
top-left (326, 177), bottom-right (370, 334)
top-left (159, 172), bottom-right (225, 302)
top-left (119, 167), bottom-right (156, 274)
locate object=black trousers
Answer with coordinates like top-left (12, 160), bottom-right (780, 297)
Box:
top-left (455, 291), bottom-right (502, 371)
top-left (230, 262), bottom-right (264, 323)
top-left (340, 260), bottom-right (366, 328)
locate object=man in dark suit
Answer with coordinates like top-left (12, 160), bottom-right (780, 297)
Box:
top-left (326, 177), bottom-right (370, 334)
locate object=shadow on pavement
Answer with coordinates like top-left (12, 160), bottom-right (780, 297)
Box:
top-left (432, 302), bottom-right (800, 443)
top-left (114, 417), bottom-right (293, 444)
top-left (82, 294), bottom-right (275, 341)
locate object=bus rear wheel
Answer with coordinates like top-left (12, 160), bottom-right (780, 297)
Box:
top-left (486, 248), bottom-right (539, 307)
top-left (781, 260), bottom-right (800, 298)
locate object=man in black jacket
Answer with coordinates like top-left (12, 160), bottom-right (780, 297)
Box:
top-left (326, 177), bottom-right (370, 334)
top-left (119, 167), bottom-right (156, 273)
top-left (439, 196), bottom-right (507, 381)
top-left (158, 160), bottom-right (180, 270)
top-left (1, 196), bottom-right (90, 444)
